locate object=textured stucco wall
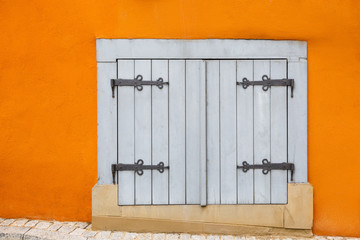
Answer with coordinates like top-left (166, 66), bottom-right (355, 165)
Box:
top-left (0, 0), bottom-right (359, 237)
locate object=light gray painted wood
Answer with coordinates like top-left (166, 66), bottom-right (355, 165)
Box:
top-left (97, 62), bottom-right (117, 185)
top-left (97, 39), bottom-right (307, 62)
top-left (152, 60), bottom-right (169, 204)
top-left (134, 60), bottom-right (152, 204)
top-left (185, 60), bottom-right (203, 204)
top-left (288, 59), bottom-right (308, 183)
top-left (200, 60), bottom-right (207, 207)
top-left (117, 60), bottom-right (135, 205)
top-left (270, 60), bottom-right (288, 204)
top-left (169, 60), bottom-right (186, 204)
top-left (219, 60), bottom-right (237, 204)
top-left (253, 60), bottom-right (271, 204)
top-left (236, 60), bottom-right (254, 204)
top-left (98, 40), bottom-right (308, 206)
top-left (206, 60), bottom-right (221, 204)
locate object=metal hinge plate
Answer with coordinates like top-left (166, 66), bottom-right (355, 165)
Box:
top-left (111, 159), bottom-right (169, 184)
top-left (237, 75), bottom-right (294, 97)
top-left (237, 159), bottom-right (295, 181)
top-left (111, 75), bottom-right (168, 98)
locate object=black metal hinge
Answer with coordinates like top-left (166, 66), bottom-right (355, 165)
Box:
top-left (111, 159), bottom-right (169, 184)
top-left (111, 75), bottom-right (168, 98)
top-left (237, 75), bottom-right (295, 97)
top-left (237, 159), bottom-right (295, 181)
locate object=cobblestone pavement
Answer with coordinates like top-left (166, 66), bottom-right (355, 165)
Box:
top-left (0, 218), bottom-right (358, 240)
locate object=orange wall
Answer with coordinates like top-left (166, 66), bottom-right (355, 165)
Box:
top-left (0, 0), bottom-right (360, 237)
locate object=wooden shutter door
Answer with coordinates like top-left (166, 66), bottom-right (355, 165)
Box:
top-left (116, 60), bottom-right (206, 206)
top-left (206, 59), bottom-right (289, 205)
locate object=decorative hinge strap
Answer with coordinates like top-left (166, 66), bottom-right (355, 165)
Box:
top-left (237, 159), bottom-right (295, 181)
top-left (111, 75), bottom-right (168, 98)
top-left (111, 159), bottom-right (169, 184)
top-left (237, 75), bottom-right (295, 97)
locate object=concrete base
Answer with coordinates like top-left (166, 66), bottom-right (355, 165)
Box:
top-left (92, 183), bottom-right (313, 236)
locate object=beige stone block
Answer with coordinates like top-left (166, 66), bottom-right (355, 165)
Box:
top-left (92, 183), bottom-right (313, 235)
top-left (92, 184), bottom-right (284, 228)
top-left (284, 183), bottom-right (313, 229)
top-left (92, 184), bottom-right (122, 217)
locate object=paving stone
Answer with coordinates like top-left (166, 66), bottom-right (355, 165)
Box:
top-left (11, 219), bottom-right (29, 227)
top-left (191, 235), bottom-right (206, 240)
top-left (48, 222), bottom-right (63, 232)
top-left (25, 220), bottom-right (39, 228)
top-left (154, 233), bottom-right (166, 240)
top-left (82, 230), bottom-right (98, 238)
top-left (3, 218), bottom-right (360, 240)
top-left (35, 222), bottom-right (52, 230)
top-left (123, 232), bottom-right (138, 240)
top-left (70, 228), bottom-right (87, 236)
top-left (180, 234), bottom-right (191, 240)
top-left (0, 219), bottom-right (15, 226)
top-left (57, 225), bottom-right (76, 234)
top-left (86, 224), bottom-right (92, 230)
top-left (208, 235), bottom-right (220, 240)
top-left (74, 222), bottom-right (89, 229)
top-left (0, 226), bottom-right (30, 240)
top-left (221, 236), bottom-right (234, 240)
top-left (24, 228), bottom-right (86, 240)
top-left (111, 231), bottom-right (124, 239)
top-left (234, 237), bottom-right (246, 240)
top-left (167, 234), bottom-right (180, 240)
top-left (95, 230), bottom-right (111, 239)
top-left (64, 222), bottom-right (76, 227)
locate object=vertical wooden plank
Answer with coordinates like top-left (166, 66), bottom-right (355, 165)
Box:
top-left (220, 60), bottom-right (237, 204)
top-left (236, 60), bottom-right (254, 204)
top-left (206, 60), bottom-right (220, 204)
top-left (97, 62), bottom-right (117, 185)
top-left (134, 60), bottom-right (152, 205)
top-left (169, 60), bottom-right (186, 204)
top-left (253, 60), bottom-right (271, 204)
top-left (152, 60), bottom-right (169, 204)
top-left (118, 60), bottom-right (135, 205)
top-left (288, 59), bottom-right (308, 183)
top-left (200, 61), bottom-right (207, 206)
top-left (270, 60), bottom-right (288, 204)
top-left (185, 60), bottom-right (202, 204)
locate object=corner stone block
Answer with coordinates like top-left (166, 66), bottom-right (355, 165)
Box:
top-left (284, 183), bottom-right (313, 229)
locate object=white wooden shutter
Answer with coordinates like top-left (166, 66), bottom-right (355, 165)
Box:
top-left (117, 60), bottom-right (206, 205)
top-left (97, 39), bottom-right (307, 206)
top-left (206, 59), bottom-right (288, 204)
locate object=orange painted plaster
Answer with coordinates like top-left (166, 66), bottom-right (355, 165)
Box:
top-left (0, 0), bottom-right (359, 237)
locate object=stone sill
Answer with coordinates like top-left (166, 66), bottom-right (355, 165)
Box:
top-left (92, 183), bottom-right (313, 237)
